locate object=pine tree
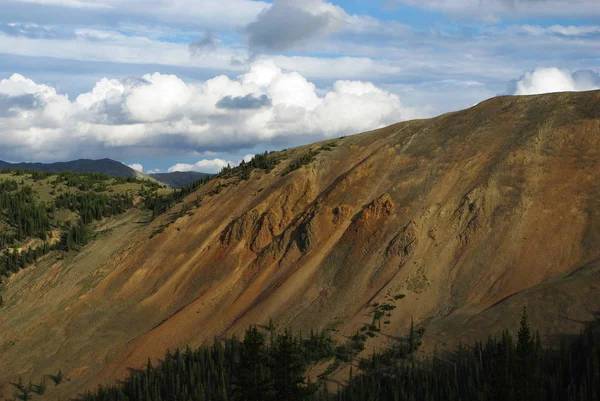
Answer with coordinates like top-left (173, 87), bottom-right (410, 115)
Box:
top-left (234, 326), bottom-right (269, 401)
top-left (516, 307), bottom-right (534, 401)
top-left (270, 330), bottom-right (310, 401)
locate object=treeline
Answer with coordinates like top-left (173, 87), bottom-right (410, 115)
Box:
top-left (0, 173), bottom-right (139, 278)
top-left (73, 311), bottom-right (600, 401)
top-left (340, 310), bottom-right (600, 401)
top-left (79, 327), bottom-right (335, 401)
top-left (1, 241), bottom-right (57, 277)
top-left (55, 171), bottom-right (160, 191)
top-left (142, 151), bottom-right (288, 219)
top-left (218, 152), bottom-right (281, 181)
top-left (1, 222), bottom-right (90, 277)
top-left (1, 168), bottom-right (161, 191)
top-left (0, 180), bottom-right (51, 241)
top-left (142, 178), bottom-right (209, 219)
top-left (55, 192), bottom-right (134, 224)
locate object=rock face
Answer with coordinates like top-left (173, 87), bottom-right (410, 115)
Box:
top-left (2, 90), bottom-right (600, 399)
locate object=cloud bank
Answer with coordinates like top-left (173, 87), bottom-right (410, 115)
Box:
top-left (0, 59), bottom-right (418, 162)
top-left (394, 0), bottom-right (600, 18)
top-left (513, 67), bottom-right (600, 95)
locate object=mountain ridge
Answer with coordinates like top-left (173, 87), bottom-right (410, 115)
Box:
top-left (0, 158), bottom-right (136, 177)
top-left (0, 158), bottom-right (212, 188)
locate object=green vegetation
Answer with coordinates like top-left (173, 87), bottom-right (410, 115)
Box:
top-left (217, 151), bottom-right (284, 181)
top-left (0, 168), bottom-right (200, 279)
top-left (142, 177), bottom-right (209, 220)
top-left (55, 192), bottom-right (134, 225)
top-left (283, 150), bottom-right (319, 176)
top-left (76, 327), bottom-right (335, 401)
top-left (2, 242), bottom-right (59, 276)
top-left (341, 309), bottom-right (599, 401)
top-left (0, 180), bottom-right (51, 241)
top-left (61, 310), bottom-right (600, 401)
top-left (318, 142), bottom-right (338, 152)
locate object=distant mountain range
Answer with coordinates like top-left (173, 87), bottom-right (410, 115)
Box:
top-left (0, 158), bottom-right (210, 188)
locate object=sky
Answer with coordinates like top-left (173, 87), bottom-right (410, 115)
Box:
top-left (0, 0), bottom-right (599, 174)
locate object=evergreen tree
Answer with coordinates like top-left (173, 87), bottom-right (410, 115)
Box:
top-left (233, 326), bottom-right (270, 401)
top-left (270, 330), bottom-right (311, 401)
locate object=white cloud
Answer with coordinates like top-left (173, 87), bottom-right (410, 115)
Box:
top-left (168, 153), bottom-right (263, 173)
top-left (128, 163), bottom-right (144, 173)
top-left (0, 59), bottom-right (420, 161)
top-left (12, 0), bottom-right (269, 29)
top-left (168, 158), bottom-right (235, 173)
top-left (16, 0), bottom-right (110, 8)
top-left (521, 25), bottom-right (600, 36)
top-left (393, 0), bottom-right (600, 19)
top-left (513, 67), bottom-right (600, 95)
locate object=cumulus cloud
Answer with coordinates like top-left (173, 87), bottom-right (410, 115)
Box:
top-left (128, 163), bottom-right (144, 172)
top-left (513, 67), bottom-right (600, 95)
top-left (168, 158), bottom-right (235, 173)
top-left (0, 93), bottom-right (37, 117)
top-left (0, 59), bottom-right (418, 162)
top-left (168, 153), bottom-right (261, 173)
top-left (216, 94), bottom-right (272, 109)
top-left (243, 0), bottom-right (348, 52)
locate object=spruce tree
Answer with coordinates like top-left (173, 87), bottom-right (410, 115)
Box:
top-left (270, 330), bottom-right (310, 401)
top-left (234, 326), bottom-right (269, 401)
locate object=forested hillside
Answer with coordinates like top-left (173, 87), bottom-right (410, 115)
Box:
top-left (0, 169), bottom-right (179, 278)
top-left (0, 156), bottom-right (275, 279)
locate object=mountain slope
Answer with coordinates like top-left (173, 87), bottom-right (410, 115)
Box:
top-left (2, 90), bottom-right (600, 399)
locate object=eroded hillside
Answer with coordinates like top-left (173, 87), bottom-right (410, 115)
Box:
top-left (2, 90), bottom-right (600, 399)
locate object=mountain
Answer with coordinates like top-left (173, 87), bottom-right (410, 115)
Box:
top-left (0, 158), bottom-right (138, 177)
top-left (0, 158), bottom-right (211, 188)
top-left (149, 171), bottom-right (211, 189)
top-left (2, 90), bottom-right (600, 399)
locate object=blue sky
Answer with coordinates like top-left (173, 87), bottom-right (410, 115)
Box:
top-left (0, 0), bottom-right (598, 173)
